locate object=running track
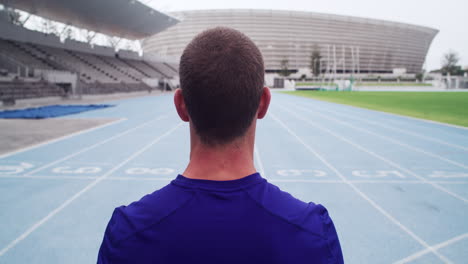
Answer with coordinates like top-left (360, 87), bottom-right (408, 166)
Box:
top-left (0, 92), bottom-right (467, 263)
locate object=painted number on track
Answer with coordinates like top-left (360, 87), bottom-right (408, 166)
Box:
top-left (277, 169), bottom-right (327, 177)
top-left (0, 162), bottom-right (33, 175)
top-left (52, 166), bottom-right (102, 174)
top-left (352, 170), bottom-right (405, 178)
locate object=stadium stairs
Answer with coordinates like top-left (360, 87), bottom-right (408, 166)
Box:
top-left (0, 79), bottom-right (65, 105)
top-left (0, 33), bottom-right (178, 105)
top-left (163, 62), bottom-right (178, 75)
top-left (117, 57), bottom-right (150, 78)
top-left (142, 61), bottom-right (169, 79)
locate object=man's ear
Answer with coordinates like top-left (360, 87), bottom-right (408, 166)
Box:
top-left (174, 88), bottom-right (190, 122)
top-left (257, 87), bottom-right (271, 119)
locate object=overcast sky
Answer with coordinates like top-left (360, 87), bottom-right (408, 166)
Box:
top-left (144, 0), bottom-right (467, 71)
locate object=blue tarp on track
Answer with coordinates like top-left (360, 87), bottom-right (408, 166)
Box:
top-left (0, 104), bottom-right (114, 119)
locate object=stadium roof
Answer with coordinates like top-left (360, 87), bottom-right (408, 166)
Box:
top-left (6, 0), bottom-right (179, 39)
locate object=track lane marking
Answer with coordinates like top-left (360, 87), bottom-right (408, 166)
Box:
top-left (1, 174), bottom-right (468, 184)
top-left (277, 105), bottom-right (468, 204)
top-left (270, 112), bottom-right (454, 264)
top-left (0, 122), bottom-right (183, 257)
top-left (254, 144), bottom-right (266, 177)
top-left (292, 104), bottom-right (468, 169)
top-left (0, 118), bottom-right (127, 159)
top-left (299, 102), bottom-right (468, 152)
top-left (394, 233), bottom-right (468, 264)
top-left (20, 115), bottom-right (167, 177)
top-left (284, 94), bottom-right (468, 131)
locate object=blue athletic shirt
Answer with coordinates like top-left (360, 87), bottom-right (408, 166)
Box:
top-left (98, 173), bottom-right (344, 264)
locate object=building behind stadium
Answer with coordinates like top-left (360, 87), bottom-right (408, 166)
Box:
top-left (142, 9), bottom-right (439, 78)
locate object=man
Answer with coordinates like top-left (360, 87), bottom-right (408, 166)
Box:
top-left (98, 27), bottom-right (343, 264)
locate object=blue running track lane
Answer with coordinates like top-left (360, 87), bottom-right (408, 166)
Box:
top-left (0, 92), bottom-right (467, 263)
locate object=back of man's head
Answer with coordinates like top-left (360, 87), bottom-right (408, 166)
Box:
top-left (179, 27), bottom-right (265, 146)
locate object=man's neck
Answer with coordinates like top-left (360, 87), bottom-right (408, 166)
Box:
top-left (182, 138), bottom-right (257, 181)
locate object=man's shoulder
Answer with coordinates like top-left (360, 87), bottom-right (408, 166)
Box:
top-left (244, 181), bottom-right (343, 263)
top-left (105, 183), bottom-right (194, 246)
top-left (245, 181), bottom-right (331, 238)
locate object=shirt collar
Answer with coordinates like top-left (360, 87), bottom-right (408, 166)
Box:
top-left (172, 173), bottom-right (264, 191)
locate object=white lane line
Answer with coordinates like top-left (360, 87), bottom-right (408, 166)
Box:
top-left (302, 103), bottom-right (468, 152)
top-left (293, 104), bottom-right (468, 170)
top-left (254, 144), bottom-right (266, 177)
top-left (0, 175), bottom-right (175, 181)
top-left (278, 106), bottom-right (468, 204)
top-left (269, 179), bottom-right (468, 184)
top-left (2, 174), bottom-right (468, 185)
top-left (1, 174), bottom-right (468, 185)
top-left (106, 177), bottom-right (174, 181)
top-left (394, 233), bottom-right (468, 264)
top-left (270, 112), bottom-right (454, 264)
top-left (290, 95), bottom-right (468, 131)
top-left (21, 115), bottom-right (167, 177)
top-left (0, 122), bottom-right (183, 257)
top-left (0, 175), bottom-right (97, 180)
top-left (0, 118), bottom-right (127, 159)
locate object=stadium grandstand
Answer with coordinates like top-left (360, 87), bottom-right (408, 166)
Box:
top-left (0, 0), bottom-right (180, 105)
top-left (143, 9), bottom-right (439, 77)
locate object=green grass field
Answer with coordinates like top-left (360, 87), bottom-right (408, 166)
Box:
top-left (295, 82), bottom-right (432, 87)
top-left (355, 83), bottom-right (433, 87)
top-left (296, 82), bottom-right (333, 86)
top-left (283, 91), bottom-right (468, 127)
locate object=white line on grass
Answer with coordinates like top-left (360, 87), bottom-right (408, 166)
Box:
top-left (278, 105), bottom-right (468, 204)
top-left (254, 144), bottom-right (266, 177)
top-left (293, 104), bottom-right (468, 170)
top-left (303, 103), bottom-right (468, 152)
top-left (20, 115), bottom-right (167, 177)
top-left (394, 233), bottom-right (468, 264)
top-left (270, 112), bottom-right (454, 264)
top-left (0, 122), bottom-right (182, 257)
top-left (0, 118), bottom-right (127, 159)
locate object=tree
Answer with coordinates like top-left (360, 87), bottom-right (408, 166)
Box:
top-left (64, 27), bottom-right (74, 40)
top-left (8, 10), bottom-right (22, 25)
top-left (279, 59), bottom-right (290, 77)
top-left (441, 51), bottom-right (463, 76)
top-left (310, 45), bottom-right (322, 77)
top-left (415, 69), bottom-right (425, 82)
top-left (40, 19), bottom-right (58, 35)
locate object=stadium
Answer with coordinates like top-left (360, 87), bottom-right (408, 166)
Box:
top-left (0, 1), bottom-right (467, 264)
top-left (143, 9), bottom-right (439, 75)
top-left (0, 0), bottom-right (180, 102)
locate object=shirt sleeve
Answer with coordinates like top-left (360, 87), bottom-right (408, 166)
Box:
top-left (317, 204), bottom-right (344, 264)
top-left (97, 208), bottom-right (131, 264)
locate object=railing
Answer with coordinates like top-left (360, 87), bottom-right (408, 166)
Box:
top-left (0, 53), bottom-right (29, 77)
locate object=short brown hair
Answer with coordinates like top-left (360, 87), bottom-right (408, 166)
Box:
top-left (179, 27), bottom-right (264, 146)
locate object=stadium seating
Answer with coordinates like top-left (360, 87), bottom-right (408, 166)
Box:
top-left (0, 35), bottom-right (178, 101)
top-left (79, 81), bottom-right (152, 95)
top-left (0, 79), bottom-right (65, 103)
top-left (0, 39), bottom-right (55, 70)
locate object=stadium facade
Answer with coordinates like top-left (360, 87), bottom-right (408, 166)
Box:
top-left (142, 9), bottom-right (439, 75)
